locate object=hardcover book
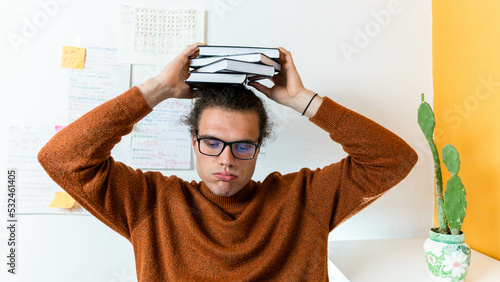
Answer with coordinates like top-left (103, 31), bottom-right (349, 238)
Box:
top-left (192, 59), bottom-right (276, 77)
top-left (197, 45), bottom-right (280, 60)
top-left (190, 52), bottom-right (281, 71)
top-left (185, 72), bottom-right (247, 85)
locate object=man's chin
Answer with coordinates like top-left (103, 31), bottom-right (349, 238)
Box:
top-left (212, 188), bottom-right (235, 197)
top-left (210, 183), bottom-right (241, 197)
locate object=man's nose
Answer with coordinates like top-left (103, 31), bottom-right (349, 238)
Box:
top-left (218, 145), bottom-right (235, 166)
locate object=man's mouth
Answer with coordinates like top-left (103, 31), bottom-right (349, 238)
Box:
top-left (213, 172), bottom-right (237, 181)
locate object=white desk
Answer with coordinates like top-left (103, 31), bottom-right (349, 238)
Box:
top-left (328, 237), bottom-right (500, 282)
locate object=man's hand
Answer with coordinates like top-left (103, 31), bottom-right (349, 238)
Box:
top-left (138, 43), bottom-right (203, 108)
top-left (249, 47), bottom-right (322, 118)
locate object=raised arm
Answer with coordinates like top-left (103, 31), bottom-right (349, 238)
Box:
top-left (38, 44), bottom-right (201, 238)
top-left (251, 47), bottom-right (418, 231)
top-left (304, 97), bottom-right (418, 231)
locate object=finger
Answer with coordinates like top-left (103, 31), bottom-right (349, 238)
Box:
top-left (270, 71), bottom-right (285, 85)
top-left (277, 47), bottom-right (290, 55)
top-left (180, 65), bottom-right (191, 80)
top-left (277, 47), bottom-right (289, 63)
top-left (174, 44), bottom-right (202, 69)
top-left (248, 81), bottom-right (271, 97)
top-left (277, 47), bottom-right (294, 66)
top-left (188, 43), bottom-right (203, 58)
top-left (181, 42), bottom-right (204, 58)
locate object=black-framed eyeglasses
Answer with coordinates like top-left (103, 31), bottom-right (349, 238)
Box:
top-left (196, 134), bottom-right (260, 160)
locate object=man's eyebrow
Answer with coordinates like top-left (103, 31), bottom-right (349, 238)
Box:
top-left (198, 134), bottom-right (259, 144)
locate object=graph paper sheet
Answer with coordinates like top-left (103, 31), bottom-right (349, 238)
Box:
top-left (118, 6), bottom-right (205, 65)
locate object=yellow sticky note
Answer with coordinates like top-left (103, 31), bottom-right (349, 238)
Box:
top-left (61, 46), bottom-right (86, 69)
top-left (48, 192), bottom-right (76, 208)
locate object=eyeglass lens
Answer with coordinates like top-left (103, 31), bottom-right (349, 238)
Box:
top-left (199, 139), bottom-right (256, 159)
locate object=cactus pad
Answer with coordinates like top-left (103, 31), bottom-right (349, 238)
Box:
top-left (444, 175), bottom-right (467, 235)
top-left (442, 144), bottom-right (460, 175)
top-left (418, 101), bottom-right (435, 139)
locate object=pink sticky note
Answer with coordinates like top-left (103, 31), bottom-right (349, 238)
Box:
top-left (55, 125), bottom-right (66, 133)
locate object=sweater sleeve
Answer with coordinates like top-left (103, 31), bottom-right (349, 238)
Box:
top-left (302, 97), bottom-right (418, 232)
top-left (38, 87), bottom-right (158, 239)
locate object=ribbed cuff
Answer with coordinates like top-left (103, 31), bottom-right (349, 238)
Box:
top-left (309, 97), bottom-right (347, 133)
top-left (115, 86), bottom-right (153, 124)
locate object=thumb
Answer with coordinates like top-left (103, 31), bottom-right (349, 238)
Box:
top-left (248, 81), bottom-right (271, 98)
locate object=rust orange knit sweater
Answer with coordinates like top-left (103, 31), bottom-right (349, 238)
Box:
top-left (38, 87), bottom-right (417, 281)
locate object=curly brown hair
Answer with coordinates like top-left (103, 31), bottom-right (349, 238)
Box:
top-left (182, 84), bottom-right (272, 144)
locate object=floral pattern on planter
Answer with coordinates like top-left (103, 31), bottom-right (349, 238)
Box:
top-left (424, 229), bottom-right (471, 282)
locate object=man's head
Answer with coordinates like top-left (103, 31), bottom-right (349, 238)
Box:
top-left (183, 85), bottom-right (271, 197)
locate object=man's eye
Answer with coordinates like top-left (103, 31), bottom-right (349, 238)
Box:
top-left (235, 143), bottom-right (253, 152)
top-left (204, 139), bottom-right (220, 148)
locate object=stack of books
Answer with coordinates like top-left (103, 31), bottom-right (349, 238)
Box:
top-left (186, 45), bottom-right (281, 86)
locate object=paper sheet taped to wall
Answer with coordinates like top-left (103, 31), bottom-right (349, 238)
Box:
top-left (3, 126), bottom-right (88, 214)
top-left (130, 99), bottom-right (192, 169)
top-left (67, 46), bottom-right (131, 122)
top-left (118, 6), bottom-right (205, 65)
top-left (66, 46), bottom-right (192, 169)
top-left (4, 126), bottom-right (55, 213)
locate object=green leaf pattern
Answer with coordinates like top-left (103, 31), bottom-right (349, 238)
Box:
top-left (425, 243), bottom-right (471, 281)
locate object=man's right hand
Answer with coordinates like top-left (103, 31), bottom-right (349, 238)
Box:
top-left (138, 43), bottom-right (203, 108)
top-left (249, 47), bottom-right (322, 118)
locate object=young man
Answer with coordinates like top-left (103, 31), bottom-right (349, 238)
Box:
top-left (38, 43), bottom-right (417, 280)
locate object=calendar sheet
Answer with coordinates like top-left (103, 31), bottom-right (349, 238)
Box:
top-left (118, 6), bottom-right (205, 65)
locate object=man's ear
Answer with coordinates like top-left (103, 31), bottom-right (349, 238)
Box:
top-left (192, 134), bottom-right (197, 148)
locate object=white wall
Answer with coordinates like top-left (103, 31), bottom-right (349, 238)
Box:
top-left (0, 0), bottom-right (434, 281)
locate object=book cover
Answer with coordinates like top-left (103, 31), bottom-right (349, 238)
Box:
top-left (190, 52), bottom-right (281, 71)
top-left (197, 45), bottom-right (280, 60)
top-left (185, 72), bottom-right (247, 85)
top-left (192, 59), bottom-right (275, 77)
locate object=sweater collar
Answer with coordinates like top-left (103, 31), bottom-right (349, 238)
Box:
top-left (199, 181), bottom-right (257, 217)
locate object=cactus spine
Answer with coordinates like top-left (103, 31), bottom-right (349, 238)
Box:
top-left (418, 94), bottom-right (466, 235)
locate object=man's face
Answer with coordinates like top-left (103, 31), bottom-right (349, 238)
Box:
top-left (192, 107), bottom-right (260, 197)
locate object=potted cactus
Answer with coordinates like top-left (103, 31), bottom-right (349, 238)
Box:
top-left (417, 94), bottom-right (471, 281)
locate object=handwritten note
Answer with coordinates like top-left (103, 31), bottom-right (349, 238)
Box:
top-left (3, 126), bottom-right (89, 215)
top-left (130, 99), bottom-right (192, 169)
top-left (48, 192), bottom-right (76, 208)
top-left (4, 126), bottom-right (54, 213)
top-left (66, 46), bottom-right (132, 165)
top-left (66, 46), bottom-right (191, 169)
top-left (67, 46), bottom-right (131, 122)
top-left (68, 47), bottom-right (130, 122)
top-left (61, 46), bottom-right (86, 69)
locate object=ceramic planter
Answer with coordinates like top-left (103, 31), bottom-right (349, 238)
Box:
top-left (423, 228), bottom-right (471, 281)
